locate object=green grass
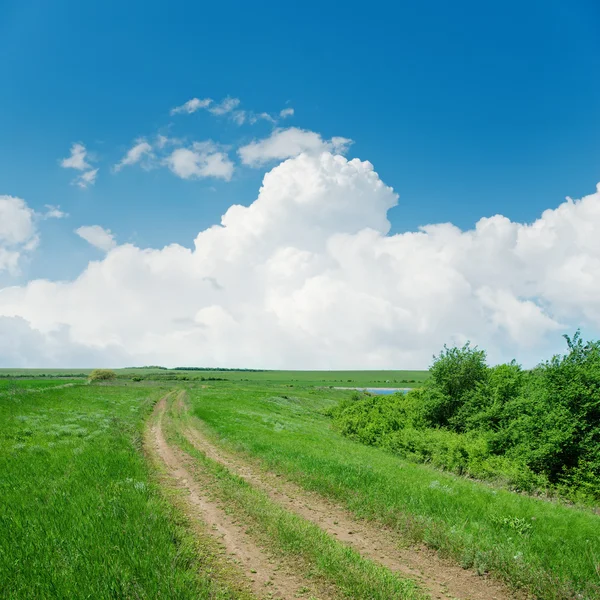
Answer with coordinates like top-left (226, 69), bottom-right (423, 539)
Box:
top-left (161, 369), bottom-right (429, 387)
top-left (164, 393), bottom-right (426, 600)
top-left (0, 382), bottom-right (243, 599)
top-left (0, 378), bottom-right (81, 391)
top-left (187, 381), bottom-right (600, 600)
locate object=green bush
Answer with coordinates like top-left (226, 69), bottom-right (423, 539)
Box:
top-left (88, 369), bottom-right (117, 382)
top-left (332, 332), bottom-right (600, 503)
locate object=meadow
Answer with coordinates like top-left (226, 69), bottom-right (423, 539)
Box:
top-left (0, 382), bottom-right (244, 599)
top-left (1, 367), bottom-right (599, 600)
top-left (185, 381), bottom-right (600, 600)
top-left (0, 367), bottom-right (429, 388)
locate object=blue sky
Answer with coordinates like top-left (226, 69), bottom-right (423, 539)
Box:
top-left (3, 0), bottom-right (599, 281)
top-left (1, 0), bottom-right (599, 367)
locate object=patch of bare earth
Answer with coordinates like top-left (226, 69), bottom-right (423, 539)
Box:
top-left (176, 392), bottom-right (520, 600)
top-left (147, 394), bottom-right (332, 600)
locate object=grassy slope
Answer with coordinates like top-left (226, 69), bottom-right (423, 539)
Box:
top-left (188, 382), bottom-right (600, 600)
top-left (0, 383), bottom-right (242, 599)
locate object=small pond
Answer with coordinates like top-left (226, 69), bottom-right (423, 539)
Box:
top-left (332, 387), bottom-right (411, 395)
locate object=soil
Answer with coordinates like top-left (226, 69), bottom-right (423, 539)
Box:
top-left (147, 394), bottom-right (332, 600)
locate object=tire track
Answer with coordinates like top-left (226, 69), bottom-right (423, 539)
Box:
top-left (175, 392), bottom-right (519, 600)
top-left (147, 393), bottom-right (329, 600)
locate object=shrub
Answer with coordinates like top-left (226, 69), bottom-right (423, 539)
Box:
top-left (89, 369), bottom-right (117, 382)
top-left (331, 332), bottom-right (600, 503)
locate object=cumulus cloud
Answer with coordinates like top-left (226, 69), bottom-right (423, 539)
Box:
top-left (1, 153), bottom-right (598, 369)
top-left (170, 97), bottom-right (212, 115)
top-left (113, 139), bottom-right (154, 172)
top-left (238, 127), bottom-right (353, 166)
top-left (0, 195), bottom-right (39, 274)
top-left (280, 108), bottom-right (294, 118)
top-left (165, 143), bottom-right (234, 181)
top-left (75, 225), bottom-right (117, 252)
top-left (60, 143), bottom-right (98, 188)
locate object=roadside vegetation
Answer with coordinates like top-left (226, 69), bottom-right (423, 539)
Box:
top-left (331, 331), bottom-right (600, 505)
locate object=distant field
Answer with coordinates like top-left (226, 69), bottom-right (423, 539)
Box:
top-left (2, 376), bottom-right (599, 599)
top-left (0, 368), bottom-right (430, 387)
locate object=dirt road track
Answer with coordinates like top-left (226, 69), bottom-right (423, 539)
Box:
top-left (177, 392), bottom-right (518, 600)
top-left (147, 394), bottom-right (330, 600)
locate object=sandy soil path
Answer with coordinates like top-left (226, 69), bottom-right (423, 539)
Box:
top-left (147, 393), bottom-right (332, 600)
top-left (176, 392), bottom-right (519, 600)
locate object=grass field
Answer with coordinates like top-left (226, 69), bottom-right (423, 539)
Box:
top-left (0, 368), bottom-right (429, 387)
top-left (0, 382), bottom-right (245, 599)
top-left (1, 374), bottom-right (599, 600)
top-left (0, 378), bottom-right (80, 392)
top-left (185, 381), bottom-right (600, 600)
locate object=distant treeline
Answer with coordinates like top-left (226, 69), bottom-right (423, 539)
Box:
top-left (129, 373), bottom-right (228, 382)
top-left (331, 331), bottom-right (600, 505)
top-left (125, 366), bottom-right (267, 372)
top-left (172, 367), bottom-right (267, 372)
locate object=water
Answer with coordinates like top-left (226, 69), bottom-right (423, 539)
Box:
top-left (333, 387), bottom-right (411, 395)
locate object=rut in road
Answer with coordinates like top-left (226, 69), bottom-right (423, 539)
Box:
top-left (146, 393), bottom-right (333, 600)
top-left (175, 392), bottom-right (519, 600)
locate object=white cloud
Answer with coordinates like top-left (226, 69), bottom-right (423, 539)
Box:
top-left (42, 205), bottom-right (68, 219)
top-left (238, 127), bottom-right (353, 166)
top-left (232, 110), bottom-right (247, 125)
top-left (75, 225), bottom-right (117, 252)
top-left (74, 168), bottom-right (98, 189)
top-left (169, 95), bottom-right (283, 126)
top-left (0, 195), bottom-right (38, 274)
top-left (60, 143), bottom-right (98, 188)
top-left (165, 144), bottom-right (234, 181)
top-left (170, 97), bottom-right (212, 115)
top-left (208, 97), bottom-right (241, 116)
top-left (2, 155), bottom-right (599, 369)
top-left (280, 108), bottom-right (294, 118)
top-left (113, 139), bottom-right (154, 172)
top-left (60, 143), bottom-right (90, 170)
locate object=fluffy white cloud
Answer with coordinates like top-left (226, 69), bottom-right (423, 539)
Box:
top-left (114, 139), bottom-right (154, 172)
top-left (60, 143), bottom-right (98, 188)
top-left (280, 108), bottom-right (294, 118)
top-left (238, 127), bottom-right (353, 166)
top-left (1, 155), bottom-right (599, 369)
top-left (165, 143), bottom-right (234, 181)
top-left (0, 195), bottom-right (39, 274)
top-left (170, 97), bottom-right (212, 115)
top-left (75, 225), bottom-right (117, 252)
